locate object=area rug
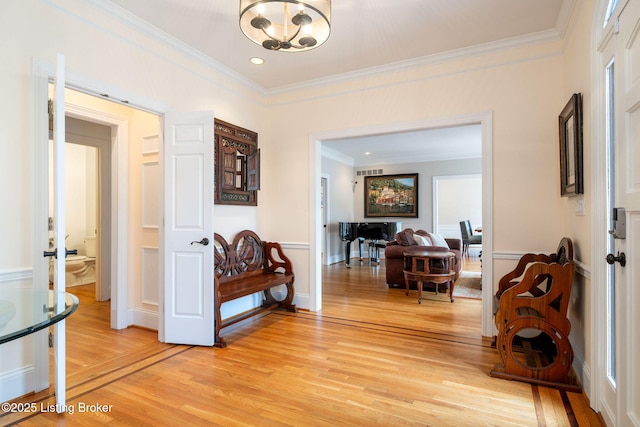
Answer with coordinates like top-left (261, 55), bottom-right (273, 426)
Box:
top-left (452, 270), bottom-right (482, 299)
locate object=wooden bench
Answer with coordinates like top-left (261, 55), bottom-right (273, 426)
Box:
top-left (213, 230), bottom-right (297, 348)
top-left (490, 237), bottom-right (579, 390)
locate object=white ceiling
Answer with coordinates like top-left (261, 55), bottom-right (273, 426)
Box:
top-left (106, 0), bottom-right (571, 165)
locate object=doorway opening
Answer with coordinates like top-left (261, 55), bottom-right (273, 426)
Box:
top-left (311, 112), bottom-right (494, 336)
top-left (50, 117), bottom-right (110, 304)
top-left (43, 83), bottom-right (162, 331)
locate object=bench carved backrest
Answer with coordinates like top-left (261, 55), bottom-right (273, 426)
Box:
top-left (214, 230), bottom-right (265, 280)
top-left (496, 237), bottom-right (574, 298)
top-left (494, 237), bottom-right (576, 335)
top-left (495, 261), bottom-right (575, 335)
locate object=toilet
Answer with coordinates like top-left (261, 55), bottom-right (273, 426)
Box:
top-left (65, 254), bottom-right (88, 274)
top-left (85, 236), bottom-right (96, 258)
top-left (49, 236), bottom-right (97, 286)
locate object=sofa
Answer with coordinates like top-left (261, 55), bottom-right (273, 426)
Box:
top-left (384, 228), bottom-right (463, 290)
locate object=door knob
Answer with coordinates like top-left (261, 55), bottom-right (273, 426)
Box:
top-left (606, 251), bottom-right (626, 267)
top-left (43, 248), bottom-right (79, 258)
top-left (65, 248), bottom-right (78, 258)
top-left (43, 249), bottom-right (57, 258)
top-left (190, 238), bottom-right (209, 246)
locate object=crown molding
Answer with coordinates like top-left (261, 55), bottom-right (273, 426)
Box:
top-left (321, 146), bottom-right (354, 166)
top-left (80, 0), bottom-right (572, 98)
top-left (266, 27), bottom-right (564, 96)
top-left (81, 0), bottom-right (267, 95)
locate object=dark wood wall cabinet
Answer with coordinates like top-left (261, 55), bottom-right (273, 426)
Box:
top-left (214, 119), bottom-right (260, 206)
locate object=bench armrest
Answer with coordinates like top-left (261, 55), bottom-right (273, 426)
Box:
top-left (265, 241), bottom-right (294, 275)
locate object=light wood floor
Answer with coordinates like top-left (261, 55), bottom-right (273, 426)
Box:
top-left (3, 255), bottom-right (604, 426)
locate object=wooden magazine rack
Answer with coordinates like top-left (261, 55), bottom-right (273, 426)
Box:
top-left (490, 238), bottom-right (580, 391)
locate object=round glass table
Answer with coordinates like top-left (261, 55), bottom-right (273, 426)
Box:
top-left (0, 289), bottom-right (79, 345)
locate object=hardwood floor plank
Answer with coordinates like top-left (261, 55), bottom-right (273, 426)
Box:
top-left (3, 261), bottom-right (605, 426)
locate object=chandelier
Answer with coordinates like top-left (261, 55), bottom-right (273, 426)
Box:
top-left (239, 1), bottom-right (331, 52)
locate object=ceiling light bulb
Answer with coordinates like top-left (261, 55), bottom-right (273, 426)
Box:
top-left (250, 57), bottom-right (264, 65)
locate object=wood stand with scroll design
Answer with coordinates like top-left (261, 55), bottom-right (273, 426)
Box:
top-left (490, 238), bottom-right (580, 391)
top-left (213, 230), bottom-right (297, 348)
top-left (403, 250), bottom-right (456, 303)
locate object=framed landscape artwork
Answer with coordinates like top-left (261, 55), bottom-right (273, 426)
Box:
top-left (365, 173), bottom-right (418, 218)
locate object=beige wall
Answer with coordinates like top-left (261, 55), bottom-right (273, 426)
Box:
top-left (266, 42), bottom-right (567, 250)
top-left (263, 43), bottom-right (567, 307)
top-left (0, 0), bottom-right (601, 404)
top-left (560, 0), bottom-right (596, 391)
top-left (0, 0), bottom-right (266, 402)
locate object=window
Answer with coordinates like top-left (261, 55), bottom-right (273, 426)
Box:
top-left (604, 0), bottom-right (620, 25)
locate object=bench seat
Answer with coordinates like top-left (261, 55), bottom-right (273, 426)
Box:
top-left (214, 230), bottom-right (297, 348)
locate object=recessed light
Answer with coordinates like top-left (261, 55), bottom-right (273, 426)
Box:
top-left (364, 152), bottom-right (371, 155)
top-left (250, 57), bottom-right (264, 65)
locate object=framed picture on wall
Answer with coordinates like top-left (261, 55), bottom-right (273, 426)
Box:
top-left (559, 93), bottom-right (583, 196)
top-left (364, 173), bottom-right (418, 218)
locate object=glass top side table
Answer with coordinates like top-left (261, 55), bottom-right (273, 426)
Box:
top-left (0, 289), bottom-right (79, 345)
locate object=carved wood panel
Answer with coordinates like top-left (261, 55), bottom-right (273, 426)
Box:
top-left (214, 119), bottom-right (259, 206)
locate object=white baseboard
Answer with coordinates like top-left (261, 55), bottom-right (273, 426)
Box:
top-left (0, 365), bottom-right (35, 403)
top-left (128, 308), bottom-right (158, 330)
top-left (271, 289), bottom-right (309, 311)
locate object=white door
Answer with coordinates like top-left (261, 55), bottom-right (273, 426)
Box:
top-left (162, 111), bottom-right (215, 346)
top-left (51, 54), bottom-right (69, 411)
top-left (597, 1), bottom-right (640, 425)
top-left (611, 1), bottom-right (640, 424)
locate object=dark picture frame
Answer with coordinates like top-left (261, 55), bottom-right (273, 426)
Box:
top-left (364, 173), bottom-right (418, 218)
top-left (559, 93), bottom-right (583, 196)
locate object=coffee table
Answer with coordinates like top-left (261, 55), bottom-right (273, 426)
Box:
top-left (403, 250), bottom-right (456, 303)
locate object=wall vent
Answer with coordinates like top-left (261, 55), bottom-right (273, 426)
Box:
top-left (356, 169), bottom-right (383, 177)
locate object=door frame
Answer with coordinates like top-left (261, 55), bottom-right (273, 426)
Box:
top-left (32, 59), bottom-right (168, 343)
top-left (309, 111), bottom-right (494, 336)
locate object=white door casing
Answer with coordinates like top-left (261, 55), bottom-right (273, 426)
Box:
top-left (162, 111), bottom-right (215, 346)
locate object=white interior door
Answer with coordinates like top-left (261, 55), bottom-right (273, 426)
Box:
top-left (612, 1), bottom-right (640, 424)
top-left (598, 1), bottom-right (640, 425)
top-left (51, 54), bottom-right (69, 412)
top-left (162, 111), bottom-right (215, 345)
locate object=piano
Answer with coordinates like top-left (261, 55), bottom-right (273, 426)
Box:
top-left (338, 222), bottom-right (402, 267)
